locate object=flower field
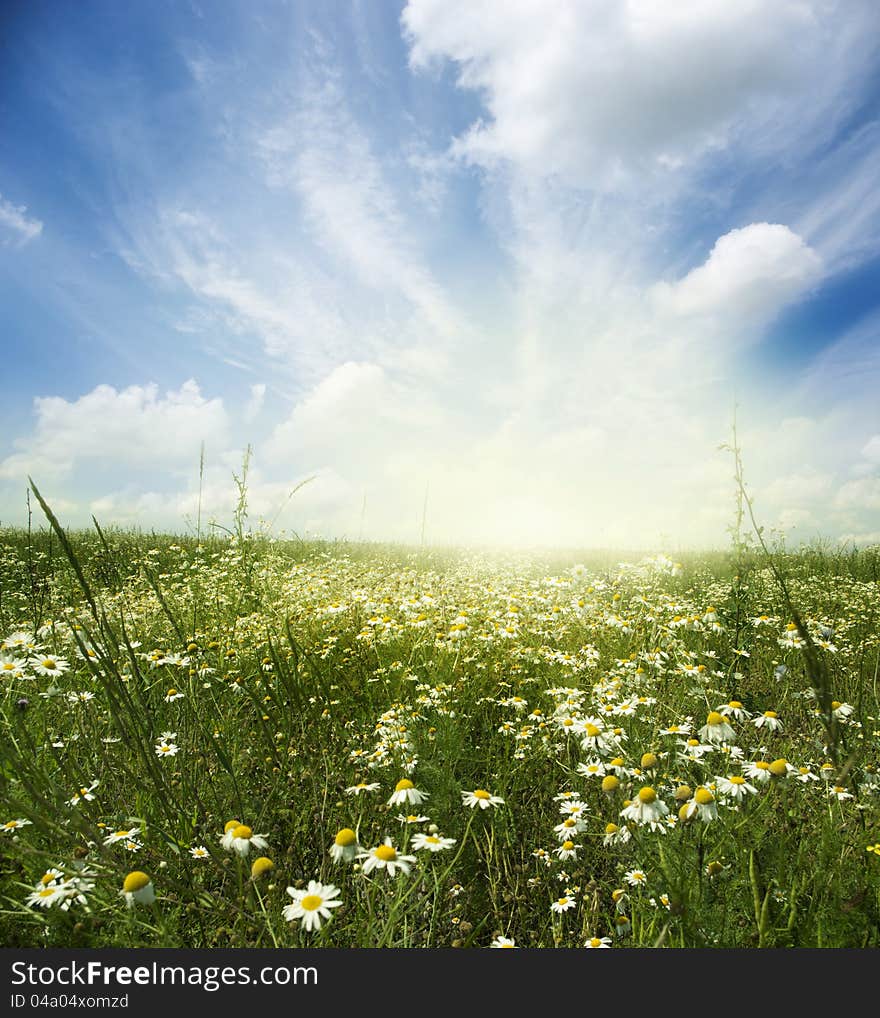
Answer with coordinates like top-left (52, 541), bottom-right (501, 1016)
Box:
top-left (2, 517), bottom-right (879, 948)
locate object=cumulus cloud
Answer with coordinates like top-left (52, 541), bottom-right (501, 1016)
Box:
top-left (402, 0), bottom-right (876, 186)
top-left (650, 223), bottom-right (823, 327)
top-left (3, 8), bottom-right (876, 549)
top-left (0, 380), bottom-right (229, 483)
top-left (0, 194), bottom-right (43, 245)
top-left (265, 361), bottom-right (444, 476)
top-left (834, 476), bottom-right (880, 511)
top-left (761, 470), bottom-right (834, 507)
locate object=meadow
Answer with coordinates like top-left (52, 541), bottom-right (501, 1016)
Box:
top-left (1, 491), bottom-right (879, 948)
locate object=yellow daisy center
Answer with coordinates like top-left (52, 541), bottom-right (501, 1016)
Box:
top-left (706, 711), bottom-right (723, 726)
top-left (637, 787), bottom-right (657, 804)
top-left (300, 894), bottom-right (322, 911)
top-left (334, 828), bottom-right (357, 846)
top-left (695, 787), bottom-right (714, 804)
top-left (395, 779), bottom-right (414, 792)
top-left (224, 819), bottom-right (241, 833)
top-left (473, 789), bottom-right (491, 800)
top-left (231, 825), bottom-right (252, 840)
top-left (251, 857), bottom-right (273, 877)
top-left (769, 759), bottom-right (789, 776)
top-left (123, 871), bottom-right (151, 893)
top-left (375, 844), bottom-right (397, 861)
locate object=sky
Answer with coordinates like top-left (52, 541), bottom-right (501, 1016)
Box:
top-left (2, 0), bottom-right (880, 550)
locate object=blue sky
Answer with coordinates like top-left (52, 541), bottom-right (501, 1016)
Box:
top-left (2, 0), bottom-right (879, 548)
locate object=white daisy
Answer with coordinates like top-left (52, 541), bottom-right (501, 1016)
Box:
top-left (121, 871), bottom-right (155, 908)
top-left (357, 838), bottom-right (416, 877)
top-left (698, 712), bottom-right (736, 745)
top-left (461, 788), bottom-right (505, 810)
top-left (328, 828), bottom-right (360, 863)
top-left (220, 823), bottom-right (269, 857)
top-left (387, 778), bottom-right (429, 807)
top-left (550, 894), bottom-right (577, 914)
top-left (103, 827), bottom-right (142, 846)
top-left (2, 818), bottom-right (33, 833)
top-left (752, 711), bottom-right (782, 732)
top-left (715, 775), bottom-right (758, 801)
top-left (411, 832), bottom-right (456, 852)
top-left (344, 782), bottom-right (380, 796)
top-left (282, 880), bottom-right (342, 932)
top-left (620, 787), bottom-right (669, 827)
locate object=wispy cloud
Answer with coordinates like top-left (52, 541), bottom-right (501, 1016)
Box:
top-left (0, 193), bottom-right (43, 245)
top-left (1, 4), bottom-right (878, 547)
top-left (259, 61), bottom-right (468, 360)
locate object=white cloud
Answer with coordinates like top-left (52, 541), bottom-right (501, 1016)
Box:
top-left (402, 0), bottom-right (876, 187)
top-left (838, 530), bottom-right (880, 546)
top-left (0, 380), bottom-right (229, 483)
top-left (114, 206), bottom-right (354, 382)
top-left (265, 361), bottom-right (442, 474)
top-left (761, 470), bottom-right (834, 507)
top-left (5, 8), bottom-right (874, 550)
top-left (260, 70), bottom-right (464, 348)
top-left (793, 121), bottom-right (880, 273)
top-left (834, 476), bottom-right (880, 511)
top-left (0, 194), bottom-right (43, 245)
top-left (650, 224), bottom-right (822, 326)
top-left (244, 383), bottom-right (266, 423)
top-left (862, 435), bottom-right (880, 464)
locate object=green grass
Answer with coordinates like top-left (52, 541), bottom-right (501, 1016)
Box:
top-left (1, 513), bottom-right (879, 948)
